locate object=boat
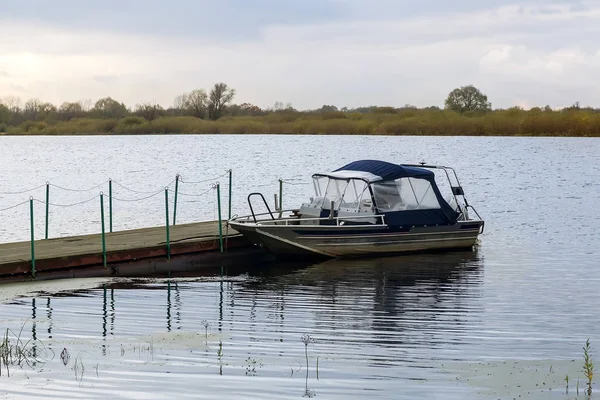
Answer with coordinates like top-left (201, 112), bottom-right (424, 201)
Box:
top-left (228, 160), bottom-right (484, 258)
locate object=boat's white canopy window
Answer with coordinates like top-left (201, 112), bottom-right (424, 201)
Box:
top-left (311, 176), bottom-right (371, 211)
top-left (313, 176), bottom-right (329, 197)
top-left (320, 179), bottom-right (348, 210)
top-left (341, 179), bottom-right (370, 208)
top-left (372, 177), bottom-right (441, 211)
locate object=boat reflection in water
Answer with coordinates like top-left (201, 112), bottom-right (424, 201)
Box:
top-left (236, 249), bottom-right (484, 354)
top-left (4, 249), bottom-right (484, 399)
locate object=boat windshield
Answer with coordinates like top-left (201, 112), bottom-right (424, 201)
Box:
top-left (372, 177), bottom-right (441, 211)
top-left (311, 177), bottom-right (371, 211)
top-left (321, 179), bottom-right (348, 210)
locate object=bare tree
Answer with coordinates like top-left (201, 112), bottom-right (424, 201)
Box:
top-left (172, 93), bottom-right (189, 116)
top-left (1, 95), bottom-right (22, 114)
top-left (24, 98), bottom-right (43, 120)
top-left (208, 83), bottom-right (235, 120)
top-left (39, 102), bottom-right (57, 119)
top-left (186, 89), bottom-right (208, 119)
top-left (135, 102), bottom-right (164, 121)
top-left (79, 99), bottom-right (93, 112)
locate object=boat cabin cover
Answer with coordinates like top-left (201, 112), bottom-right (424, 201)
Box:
top-left (311, 160), bottom-right (460, 227)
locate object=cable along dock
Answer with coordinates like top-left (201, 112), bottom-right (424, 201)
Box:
top-left (0, 170), bottom-right (275, 282)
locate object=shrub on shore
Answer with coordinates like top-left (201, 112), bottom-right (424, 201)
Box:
top-left (6, 108), bottom-right (600, 137)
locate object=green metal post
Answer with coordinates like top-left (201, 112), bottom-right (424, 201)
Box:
top-left (165, 188), bottom-right (171, 260)
top-left (45, 182), bottom-right (49, 240)
top-left (279, 179), bottom-right (283, 211)
top-left (217, 184), bottom-right (223, 253)
top-left (109, 179), bottom-right (113, 233)
top-left (30, 197), bottom-right (36, 278)
top-left (173, 174), bottom-right (179, 226)
top-left (228, 169), bottom-right (232, 220)
top-left (100, 193), bottom-right (107, 268)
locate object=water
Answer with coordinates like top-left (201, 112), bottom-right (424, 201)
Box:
top-left (0, 135), bottom-right (599, 399)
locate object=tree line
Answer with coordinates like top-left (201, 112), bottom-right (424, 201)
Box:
top-left (1, 84), bottom-right (598, 136)
top-left (0, 82), bottom-right (237, 126)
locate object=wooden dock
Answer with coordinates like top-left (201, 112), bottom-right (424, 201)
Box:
top-left (0, 221), bottom-right (255, 280)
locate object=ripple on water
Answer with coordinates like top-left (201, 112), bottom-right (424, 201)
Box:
top-left (0, 135), bottom-right (599, 399)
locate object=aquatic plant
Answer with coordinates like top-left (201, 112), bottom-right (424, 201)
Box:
top-left (201, 320), bottom-right (210, 344)
top-left (73, 353), bottom-right (85, 382)
top-left (301, 334), bottom-right (315, 375)
top-left (583, 338), bottom-right (594, 395)
top-left (301, 334), bottom-right (317, 398)
top-left (217, 340), bottom-right (224, 376)
top-left (0, 326), bottom-right (49, 377)
top-left (565, 374), bottom-right (569, 394)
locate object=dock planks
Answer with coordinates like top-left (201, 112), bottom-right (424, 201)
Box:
top-left (0, 221), bottom-right (249, 277)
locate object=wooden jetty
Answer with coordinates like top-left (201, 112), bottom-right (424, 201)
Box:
top-left (0, 221), bottom-right (257, 282)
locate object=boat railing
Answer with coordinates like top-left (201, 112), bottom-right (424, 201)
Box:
top-left (247, 192), bottom-right (275, 222)
top-left (230, 211), bottom-right (386, 227)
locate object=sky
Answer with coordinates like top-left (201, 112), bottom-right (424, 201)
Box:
top-left (0, 0), bottom-right (598, 110)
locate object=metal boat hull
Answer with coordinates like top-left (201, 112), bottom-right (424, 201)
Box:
top-left (230, 221), bottom-right (483, 258)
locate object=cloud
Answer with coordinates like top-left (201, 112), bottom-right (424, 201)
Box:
top-left (0, 0), bottom-right (598, 109)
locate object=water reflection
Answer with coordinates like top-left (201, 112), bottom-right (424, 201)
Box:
top-left (17, 250), bottom-right (483, 355)
top-left (239, 251), bottom-right (482, 336)
top-left (46, 298), bottom-right (52, 340)
top-left (2, 251), bottom-right (485, 398)
top-left (31, 298), bottom-right (37, 364)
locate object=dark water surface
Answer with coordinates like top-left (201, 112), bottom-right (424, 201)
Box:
top-left (0, 135), bottom-right (599, 399)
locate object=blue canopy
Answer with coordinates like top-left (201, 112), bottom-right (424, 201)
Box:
top-left (332, 160), bottom-right (432, 182)
top-left (323, 160), bottom-right (460, 227)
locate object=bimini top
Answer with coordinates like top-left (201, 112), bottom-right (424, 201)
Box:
top-left (315, 160), bottom-right (432, 183)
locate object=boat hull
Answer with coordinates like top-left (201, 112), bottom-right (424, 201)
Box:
top-left (230, 221), bottom-right (483, 258)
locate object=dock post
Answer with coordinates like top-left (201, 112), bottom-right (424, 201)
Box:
top-left (173, 174), bottom-right (179, 226)
top-left (279, 179), bottom-right (283, 211)
top-left (165, 188), bottom-right (171, 260)
top-left (217, 183), bottom-right (223, 253)
top-left (45, 182), bottom-right (49, 240)
top-left (100, 193), bottom-right (107, 268)
top-left (228, 169), bottom-right (232, 220)
top-left (109, 179), bottom-right (113, 233)
top-left (30, 197), bottom-right (36, 278)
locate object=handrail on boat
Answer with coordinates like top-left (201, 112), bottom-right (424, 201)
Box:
top-left (247, 193), bottom-right (275, 223)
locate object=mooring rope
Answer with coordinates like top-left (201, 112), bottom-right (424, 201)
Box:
top-left (33, 195), bottom-right (100, 208)
top-left (0, 199), bottom-right (30, 212)
top-left (111, 189), bottom-right (165, 202)
top-left (180, 170), bottom-right (230, 185)
top-left (0, 184), bottom-right (47, 195)
top-left (168, 186), bottom-right (214, 197)
top-left (112, 179), bottom-right (176, 195)
top-left (49, 181), bottom-right (108, 193)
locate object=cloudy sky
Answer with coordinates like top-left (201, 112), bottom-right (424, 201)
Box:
top-left (0, 0), bottom-right (597, 110)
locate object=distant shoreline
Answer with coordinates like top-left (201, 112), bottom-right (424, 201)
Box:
top-left (1, 111), bottom-right (599, 137)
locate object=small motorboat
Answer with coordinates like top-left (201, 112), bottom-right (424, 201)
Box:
top-left (228, 160), bottom-right (484, 258)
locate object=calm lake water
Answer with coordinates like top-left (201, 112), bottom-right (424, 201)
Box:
top-left (0, 135), bottom-right (599, 399)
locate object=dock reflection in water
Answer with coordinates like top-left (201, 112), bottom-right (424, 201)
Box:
top-left (0, 251), bottom-right (483, 399)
